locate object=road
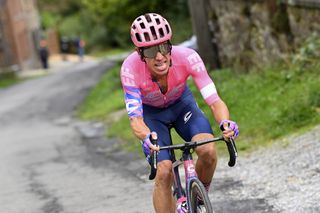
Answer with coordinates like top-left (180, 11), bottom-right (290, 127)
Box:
top-left (0, 58), bottom-right (319, 213)
top-left (0, 60), bottom-right (153, 213)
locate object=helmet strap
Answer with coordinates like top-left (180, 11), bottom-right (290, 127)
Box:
top-left (136, 48), bottom-right (146, 62)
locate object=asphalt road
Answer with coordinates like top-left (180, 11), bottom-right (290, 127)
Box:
top-left (0, 60), bottom-right (154, 213)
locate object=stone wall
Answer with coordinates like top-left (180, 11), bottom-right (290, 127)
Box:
top-left (0, 0), bottom-right (41, 73)
top-left (287, 5), bottom-right (320, 47)
top-left (206, 0), bottom-right (320, 70)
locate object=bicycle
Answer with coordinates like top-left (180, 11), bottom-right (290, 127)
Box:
top-left (148, 134), bottom-right (238, 213)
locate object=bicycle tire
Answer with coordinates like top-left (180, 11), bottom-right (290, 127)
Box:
top-left (187, 179), bottom-right (213, 213)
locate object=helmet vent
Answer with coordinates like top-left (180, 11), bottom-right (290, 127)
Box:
top-left (150, 26), bottom-right (157, 39)
top-left (155, 18), bottom-right (160, 25)
top-left (145, 14), bottom-right (152, 22)
top-left (165, 24), bottom-right (170, 34)
top-left (135, 33), bottom-right (142, 42)
top-left (140, 23), bottom-right (145, 29)
top-left (159, 28), bottom-right (164, 38)
top-left (144, 33), bottom-right (150, 42)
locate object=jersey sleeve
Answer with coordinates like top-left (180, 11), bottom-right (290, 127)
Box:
top-left (120, 60), bottom-right (143, 118)
top-left (185, 49), bottom-right (221, 105)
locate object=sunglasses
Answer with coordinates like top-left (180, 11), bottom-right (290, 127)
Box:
top-left (141, 42), bottom-right (172, 58)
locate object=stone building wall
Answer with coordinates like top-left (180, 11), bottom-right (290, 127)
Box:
top-left (206, 0), bottom-right (320, 70)
top-left (0, 0), bottom-right (41, 72)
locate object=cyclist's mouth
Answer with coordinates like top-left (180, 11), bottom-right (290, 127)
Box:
top-left (154, 61), bottom-right (168, 72)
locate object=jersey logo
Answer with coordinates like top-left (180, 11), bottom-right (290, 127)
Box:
top-left (126, 99), bottom-right (140, 115)
top-left (184, 111), bottom-right (193, 124)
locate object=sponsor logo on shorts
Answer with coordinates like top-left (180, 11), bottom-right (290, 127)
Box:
top-left (184, 111), bottom-right (192, 124)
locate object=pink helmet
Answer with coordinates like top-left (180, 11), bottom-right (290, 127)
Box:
top-left (130, 13), bottom-right (172, 47)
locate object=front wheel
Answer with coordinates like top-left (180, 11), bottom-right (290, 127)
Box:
top-left (187, 179), bottom-right (213, 213)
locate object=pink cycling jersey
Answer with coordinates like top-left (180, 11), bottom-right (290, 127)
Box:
top-left (120, 46), bottom-right (220, 118)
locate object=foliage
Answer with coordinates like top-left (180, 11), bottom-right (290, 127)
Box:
top-left (58, 14), bottom-right (83, 36)
top-left (37, 0), bottom-right (82, 16)
top-left (37, 0), bottom-right (192, 51)
top-left (40, 11), bottom-right (62, 29)
top-left (81, 0), bottom-right (192, 48)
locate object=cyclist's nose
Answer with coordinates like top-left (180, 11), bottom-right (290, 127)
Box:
top-left (155, 51), bottom-right (165, 60)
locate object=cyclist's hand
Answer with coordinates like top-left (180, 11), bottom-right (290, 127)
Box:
top-left (219, 119), bottom-right (239, 139)
top-left (141, 132), bottom-right (159, 162)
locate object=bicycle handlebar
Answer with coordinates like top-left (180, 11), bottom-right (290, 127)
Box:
top-left (225, 137), bottom-right (238, 167)
top-left (149, 137), bottom-right (158, 180)
top-left (148, 136), bottom-right (238, 180)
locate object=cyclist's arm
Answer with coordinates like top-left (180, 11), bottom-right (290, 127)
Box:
top-left (130, 116), bottom-right (159, 153)
top-left (120, 62), bottom-right (149, 140)
top-left (186, 50), bottom-right (221, 105)
top-left (210, 100), bottom-right (235, 138)
top-left (184, 49), bottom-right (235, 136)
top-left (209, 99), bottom-right (230, 124)
top-left (121, 85), bottom-right (149, 140)
top-left (130, 116), bottom-right (151, 140)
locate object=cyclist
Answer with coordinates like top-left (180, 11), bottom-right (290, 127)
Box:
top-left (120, 13), bottom-right (239, 213)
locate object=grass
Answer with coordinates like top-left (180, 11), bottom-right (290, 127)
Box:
top-left (0, 72), bottom-right (21, 88)
top-left (190, 64), bottom-right (320, 152)
top-left (76, 57), bottom-right (320, 158)
top-left (90, 48), bottom-right (132, 58)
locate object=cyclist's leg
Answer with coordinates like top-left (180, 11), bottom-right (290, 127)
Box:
top-left (173, 100), bottom-right (217, 192)
top-left (143, 108), bottom-right (176, 213)
top-left (192, 133), bottom-right (217, 192)
top-left (153, 160), bottom-right (175, 213)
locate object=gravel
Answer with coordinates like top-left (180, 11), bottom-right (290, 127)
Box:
top-left (212, 125), bottom-right (320, 213)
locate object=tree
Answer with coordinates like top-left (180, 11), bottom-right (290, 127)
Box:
top-left (37, 0), bottom-right (192, 50)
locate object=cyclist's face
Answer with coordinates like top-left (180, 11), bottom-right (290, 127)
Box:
top-left (141, 42), bottom-right (171, 76)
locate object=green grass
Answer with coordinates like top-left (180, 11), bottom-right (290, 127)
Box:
top-left (0, 72), bottom-right (21, 88)
top-left (189, 64), bottom-right (320, 152)
top-left (90, 48), bottom-right (132, 58)
top-left (77, 59), bottom-right (320, 157)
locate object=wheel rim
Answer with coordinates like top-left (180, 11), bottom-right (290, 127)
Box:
top-left (190, 183), bottom-right (209, 212)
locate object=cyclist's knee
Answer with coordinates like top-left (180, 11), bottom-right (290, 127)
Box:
top-left (196, 143), bottom-right (217, 164)
top-left (155, 160), bottom-right (173, 187)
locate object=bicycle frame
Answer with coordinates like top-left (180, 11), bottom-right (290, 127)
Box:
top-left (148, 135), bottom-right (238, 212)
top-left (172, 147), bottom-right (199, 201)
